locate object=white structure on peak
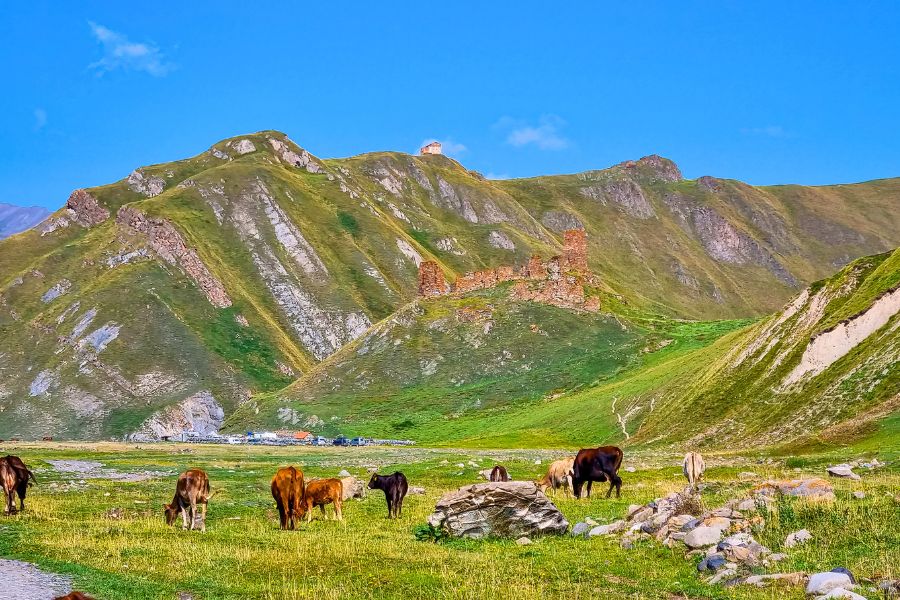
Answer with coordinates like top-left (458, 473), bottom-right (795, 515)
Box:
top-left (420, 141), bottom-right (442, 155)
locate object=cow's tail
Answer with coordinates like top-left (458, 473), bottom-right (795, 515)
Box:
top-left (614, 448), bottom-right (624, 473)
top-left (26, 468), bottom-right (36, 486)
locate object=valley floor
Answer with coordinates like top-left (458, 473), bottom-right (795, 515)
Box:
top-left (0, 443), bottom-right (897, 599)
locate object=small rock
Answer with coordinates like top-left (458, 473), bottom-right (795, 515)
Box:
top-left (852, 491), bottom-right (865, 499)
top-left (736, 499), bottom-right (756, 512)
top-left (784, 529), bottom-right (812, 548)
top-left (624, 466), bottom-right (636, 473)
top-left (744, 572), bottom-right (807, 587)
top-left (629, 507), bottom-right (654, 524)
top-left (738, 472), bottom-right (759, 480)
top-left (830, 568), bottom-right (856, 584)
top-left (681, 518), bottom-right (702, 531)
top-left (408, 486), bottom-right (426, 495)
top-left (820, 589), bottom-right (866, 600)
top-left (698, 553), bottom-right (727, 571)
top-left (807, 572), bottom-right (854, 595)
top-left (767, 552), bottom-right (787, 563)
top-left (338, 469), bottom-right (351, 477)
top-left (625, 504), bottom-right (643, 518)
top-left (516, 536), bottom-right (532, 546)
top-left (708, 568), bottom-right (738, 584)
top-left (534, 459), bottom-right (542, 465)
top-left (588, 520), bottom-right (625, 537)
top-left (826, 465), bottom-right (861, 480)
top-left (571, 522), bottom-right (590, 537)
top-left (702, 516), bottom-right (731, 530)
top-left (584, 517), bottom-right (598, 526)
top-left (684, 525), bottom-right (724, 548)
top-left (455, 463), bottom-right (465, 468)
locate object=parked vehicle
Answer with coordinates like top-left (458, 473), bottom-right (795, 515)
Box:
top-left (333, 435), bottom-right (349, 446)
top-left (349, 437), bottom-right (368, 446)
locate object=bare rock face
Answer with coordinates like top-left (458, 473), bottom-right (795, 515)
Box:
top-left (634, 155), bottom-right (683, 182)
top-left (65, 189), bottom-right (110, 227)
top-left (581, 179), bottom-right (656, 219)
top-left (541, 210), bottom-right (583, 233)
top-left (126, 169), bottom-right (166, 197)
top-left (117, 206), bottom-right (232, 308)
top-left (488, 230), bottom-right (516, 250)
top-left (130, 390), bottom-right (224, 441)
top-left (229, 139), bottom-right (256, 155)
top-left (268, 137), bottom-right (324, 174)
top-left (427, 481), bottom-right (569, 539)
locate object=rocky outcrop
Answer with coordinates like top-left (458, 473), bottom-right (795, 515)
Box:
top-left (126, 169), bottom-right (166, 197)
top-left (664, 193), bottom-right (797, 286)
top-left (65, 190), bottom-right (109, 227)
top-left (418, 261), bottom-right (449, 297)
top-left (541, 210), bottom-right (583, 233)
top-left (229, 139), bottom-right (256, 155)
top-left (130, 390), bottom-right (225, 440)
top-left (488, 230), bottom-right (516, 250)
top-left (427, 481), bottom-right (568, 539)
top-left (42, 279), bottom-right (72, 303)
top-left (268, 137), bottom-right (324, 174)
top-left (116, 206), bottom-right (232, 308)
top-left (581, 179), bottom-right (655, 219)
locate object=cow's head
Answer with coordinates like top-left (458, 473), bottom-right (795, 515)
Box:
top-left (163, 503), bottom-right (179, 525)
top-left (367, 473), bottom-right (380, 489)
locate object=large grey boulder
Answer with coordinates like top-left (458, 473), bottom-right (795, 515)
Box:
top-left (427, 481), bottom-right (568, 539)
top-left (807, 572), bottom-right (853, 595)
top-left (684, 525), bottom-right (725, 548)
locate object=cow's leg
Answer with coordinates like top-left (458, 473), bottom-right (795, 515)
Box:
top-left (572, 478), bottom-right (583, 500)
top-left (396, 494), bottom-right (404, 518)
top-left (386, 495), bottom-right (394, 518)
top-left (180, 501), bottom-right (189, 530)
top-left (586, 480), bottom-right (593, 499)
top-left (17, 482), bottom-right (26, 511)
top-left (200, 500), bottom-right (207, 533)
top-left (277, 503), bottom-right (287, 529)
top-left (335, 498), bottom-right (343, 521)
top-left (614, 473), bottom-right (622, 498)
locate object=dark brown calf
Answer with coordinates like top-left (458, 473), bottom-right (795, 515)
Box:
top-left (54, 593), bottom-right (95, 600)
top-left (572, 446), bottom-right (624, 499)
top-left (489, 465), bottom-right (510, 482)
top-left (302, 478), bottom-right (343, 522)
top-left (0, 455), bottom-right (36, 514)
top-left (368, 471), bottom-right (408, 518)
top-left (271, 466), bottom-right (304, 530)
top-left (164, 469), bottom-right (210, 532)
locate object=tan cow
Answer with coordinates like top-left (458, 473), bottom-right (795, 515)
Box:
top-left (536, 457), bottom-right (575, 497)
top-left (164, 469), bottom-right (210, 532)
top-left (682, 452), bottom-right (705, 491)
top-left (301, 478), bottom-right (343, 522)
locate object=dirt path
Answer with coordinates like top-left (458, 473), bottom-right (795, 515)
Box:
top-left (0, 559), bottom-right (71, 599)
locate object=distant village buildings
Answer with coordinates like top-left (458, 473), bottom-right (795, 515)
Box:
top-left (420, 141), bottom-right (442, 155)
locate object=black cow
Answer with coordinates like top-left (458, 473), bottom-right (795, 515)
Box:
top-left (572, 446), bottom-right (623, 499)
top-left (368, 471), bottom-right (409, 518)
top-left (489, 465), bottom-right (510, 482)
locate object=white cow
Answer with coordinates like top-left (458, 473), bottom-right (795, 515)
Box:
top-left (682, 452), bottom-right (706, 491)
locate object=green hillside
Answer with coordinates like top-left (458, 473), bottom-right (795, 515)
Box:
top-left (1, 130), bottom-right (898, 440)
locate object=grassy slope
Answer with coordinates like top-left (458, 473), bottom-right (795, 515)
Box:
top-left (0, 443), bottom-right (896, 599)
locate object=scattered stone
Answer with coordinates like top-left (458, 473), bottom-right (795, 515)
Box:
top-left (588, 520), bottom-right (625, 537)
top-left (827, 465), bottom-right (861, 481)
top-left (340, 476), bottom-right (365, 500)
top-left (767, 552), bottom-right (787, 563)
top-left (784, 528), bottom-right (812, 548)
top-left (820, 588), bottom-right (866, 600)
top-left (708, 568), bottom-right (738, 584)
top-left (738, 472), bottom-right (759, 480)
top-left (852, 491), bottom-right (865, 499)
top-left (684, 525), bottom-right (724, 548)
top-left (736, 499), bottom-right (756, 512)
top-left (698, 553), bottom-right (727, 571)
top-left (338, 469), bottom-right (351, 477)
top-left (754, 478), bottom-right (836, 501)
top-left (571, 522), bottom-right (591, 537)
top-left (427, 482), bottom-right (568, 539)
top-left (830, 568), bottom-right (856, 584)
top-left (516, 536), bottom-right (532, 546)
top-left (629, 506), bottom-right (654, 524)
top-left (408, 486), bottom-right (426, 495)
top-left (624, 466), bottom-right (636, 473)
top-left (807, 572), bottom-right (854, 596)
top-left (743, 572), bottom-right (807, 587)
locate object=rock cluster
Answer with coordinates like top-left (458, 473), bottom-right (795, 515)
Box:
top-left (126, 169), bottom-right (166, 197)
top-left (65, 189), bottom-right (110, 227)
top-left (427, 481), bottom-right (568, 539)
top-left (117, 206), bottom-right (232, 308)
top-left (418, 260), bottom-right (449, 297)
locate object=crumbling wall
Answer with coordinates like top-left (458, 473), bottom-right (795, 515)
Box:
top-left (562, 229), bottom-right (588, 272)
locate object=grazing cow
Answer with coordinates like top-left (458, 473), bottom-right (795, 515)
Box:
top-left (489, 465), bottom-right (510, 482)
top-left (537, 457), bottom-right (575, 497)
top-left (54, 593), bottom-right (95, 600)
top-left (572, 446), bottom-right (624, 499)
top-left (0, 455), bottom-right (36, 512)
top-left (164, 469), bottom-right (210, 532)
top-left (368, 471), bottom-right (409, 518)
top-left (271, 466), bottom-right (304, 530)
top-left (682, 452), bottom-right (705, 491)
top-left (301, 478), bottom-right (343, 522)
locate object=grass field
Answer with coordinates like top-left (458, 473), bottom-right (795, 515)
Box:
top-left (0, 443), bottom-right (897, 599)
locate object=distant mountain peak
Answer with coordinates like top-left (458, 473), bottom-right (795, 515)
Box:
top-left (0, 202), bottom-right (51, 239)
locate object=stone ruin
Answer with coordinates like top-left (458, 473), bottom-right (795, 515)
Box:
top-left (417, 229), bottom-right (599, 312)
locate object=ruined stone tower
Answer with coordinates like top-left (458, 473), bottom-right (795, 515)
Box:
top-left (418, 260), bottom-right (449, 297)
top-left (562, 229), bottom-right (588, 272)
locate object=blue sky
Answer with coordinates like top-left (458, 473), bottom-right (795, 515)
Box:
top-left (2, 1), bottom-right (899, 210)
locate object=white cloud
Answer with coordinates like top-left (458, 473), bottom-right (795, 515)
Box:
top-left (496, 115), bottom-right (569, 150)
top-left (740, 125), bottom-right (790, 138)
top-left (33, 108), bottom-right (47, 131)
top-left (418, 138), bottom-right (467, 156)
top-left (88, 22), bottom-right (172, 77)
top-left (484, 172), bottom-right (511, 180)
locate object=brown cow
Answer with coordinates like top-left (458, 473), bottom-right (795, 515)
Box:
top-left (489, 465), bottom-right (510, 482)
top-left (301, 478), bottom-right (343, 522)
top-left (572, 446), bottom-right (624, 499)
top-left (164, 469), bottom-right (210, 532)
top-left (271, 466), bottom-right (304, 530)
top-left (0, 455), bottom-right (36, 514)
top-left (54, 593), bottom-right (95, 600)
top-left (537, 457), bottom-right (575, 497)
